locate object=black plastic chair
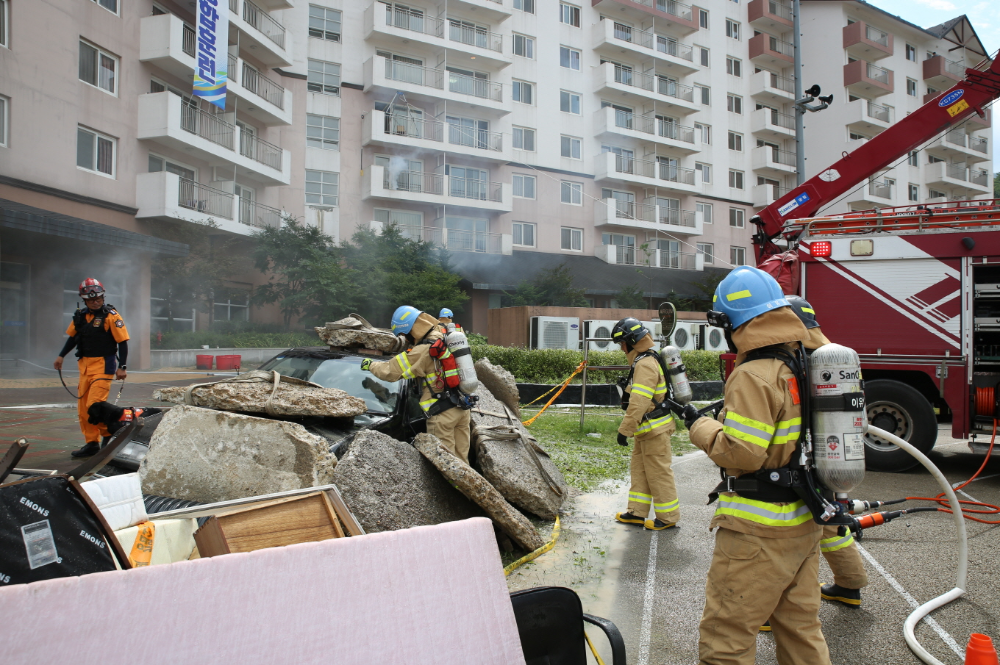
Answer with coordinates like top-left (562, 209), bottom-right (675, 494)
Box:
top-left (510, 586), bottom-right (627, 665)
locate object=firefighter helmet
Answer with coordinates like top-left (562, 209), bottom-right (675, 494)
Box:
top-left (439, 308), bottom-right (454, 319)
top-left (79, 278), bottom-right (106, 300)
top-left (786, 295), bottom-right (820, 329)
top-left (390, 305), bottom-right (422, 335)
top-left (612, 317), bottom-right (649, 347)
top-left (712, 266), bottom-right (789, 331)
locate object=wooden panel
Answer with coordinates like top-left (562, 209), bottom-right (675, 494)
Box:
top-left (213, 494), bottom-right (340, 554)
top-left (193, 516), bottom-right (231, 558)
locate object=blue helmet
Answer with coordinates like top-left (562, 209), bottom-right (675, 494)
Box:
top-left (390, 305), bottom-right (422, 334)
top-left (712, 266), bottom-right (790, 331)
top-left (439, 308), bottom-right (454, 319)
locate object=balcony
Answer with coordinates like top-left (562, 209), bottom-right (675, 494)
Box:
top-left (593, 107), bottom-right (699, 154)
top-left (843, 21), bottom-right (892, 61)
top-left (254, 0), bottom-right (293, 9)
top-left (925, 161), bottom-right (974, 193)
top-left (752, 145), bottom-right (796, 175)
top-left (968, 108), bottom-right (991, 129)
top-left (592, 62), bottom-right (699, 114)
top-left (594, 199), bottom-right (703, 235)
top-left (752, 183), bottom-right (790, 207)
top-left (593, 151), bottom-right (699, 194)
top-left (138, 92), bottom-right (291, 185)
top-left (362, 110), bottom-right (510, 161)
top-left (370, 221), bottom-right (513, 255)
top-left (748, 0), bottom-right (793, 32)
top-left (844, 60), bottom-right (893, 97)
top-left (922, 55), bottom-right (966, 89)
top-left (135, 172), bottom-right (283, 236)
top-left (592, 19), bottom-right (698, 75)
top-left (750, 70), bottom-right (795, 103)
top-left (364, 55), bottom-right (507, 114)
top-left (591, 0), bottom-right (699, 36)
top-left (845, 180), bottom-right (894, 208)
top-left (596, 243), bottom-right (703, 270)
top-left (448, 0), bottom-right (512, 20)
top-left (229, 0), bottom-right (293, 67)
top-left (749, 32), bottom-right (794, 68)
top-left (751, 107), bottom-right (796, 139)
top-left (925, 129), bottom-right (989, 162)
top-left (844, 98), bottom-right (892, 134)
top-left (364, 165), bottom-right (512, 212)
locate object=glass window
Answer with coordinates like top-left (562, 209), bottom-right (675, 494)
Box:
top-left (560, 135), bottom-right (582, 159)
top-left (727, 57), bottom-right (742, 77)
top-left (148, 153), bottom-right (195, 180)
top-left (307, 114), bottom-right (340, 150)
top-left (728, 131), bottom-right (743, 151)
top-left (695, 163), bottom-right (711, 183)
top-left (77, 126), bottom-right (115, 177)
top-left (309, 5), bottom-right (342, 42)
top-left (513, 34), bottom-right (534, 58)
top-left (0, 95), bottom-right (6, 147)
top-left (729, 170), bottom-right (745, 190)
top-left (306, 170), bottom-right (339, 206)
top-left (729, 208), bottom-right (745, 227)
top-left (513, 222), bottom-right (536, 247)
top-left (727, 94), bottom-right (743, 114)
top-left (695, 85), bottom-right (710, 105)
top-left (906, 44), bottom-right (916, 62)
top-left (725, 19), bottom-right (740, 40)
top-left (513, 126), bottom-right (536, 151)
top-left (561, 227), bottom-right (583, 250)
top-left (561, 181), bottom-right (583, 205)
top-left (560, 90), bottom-right (581, 114)
top-left (695, 122), bottom-right (711, 144)
top-left (908, 184), bottom-right (919, 202)
top-left (513, 80), bottom-right (533, 104)
top-left (697, 243), bottom-right (714, 264)
top-left (906, 78), bottom-right (917, 96)
top-left (699, 9), bottom-right (709, 28)
top-left (697, 202), bottom-right (713, 224)
top-left (79, 41), bottom-right (117, 94)
top-left (89, 0), bottom-right (118, 14)
top-left (908, 150), bottom-right (919, 166)
top-left (514, 0), bottom-right (535, 12)
top-left (559, 3), bottom-right (581, 27)
top-left (513, 174), bottom-right (536, 198)
top-left (0, 0), bottom-right (6, 47)
top-left (730, 246), bottom-right (746, 266)
top-left (213, 288), bottom-right (250, 322)
top-left (560, 46), bottom-right (581, 70)
top-left (699, 47), bottom-right (709, 67)
top-left (308, 59), bottom-right (341, 95)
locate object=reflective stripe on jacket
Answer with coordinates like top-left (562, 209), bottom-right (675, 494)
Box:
top-left (619, 341), bottom-right (675, 440)
top-left (819, 531), bottom-right (855, 553)
top-left (369, 329), bottom-right (449, 414)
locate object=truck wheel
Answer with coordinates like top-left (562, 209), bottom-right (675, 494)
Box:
top-left (863, 379), bottom-right (937, 472)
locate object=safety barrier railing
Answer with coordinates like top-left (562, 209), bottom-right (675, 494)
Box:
top-left (946, 162), bottom-right (967, 181)
top-left (970, 136), bottom-right (989, 154)
top-left (767, 0), bottom-right (792, 20)
top-left (384, 113), bottom-right (445, 142)
top-left (619, 112), bottom-right (696, 144)
top-left (384, 4), bottom-right (445, 37)
top-left (382, 169), bottom-right (446, 195)
top-left (448, 20), bottom-right (503, 52)
top-left (764, 108), bottom-right (796, 130)
top-left (761, 147), bottom-right (796, 167)
top-left (865, 24), bottom-right (889, 47)
top-left (180, 104), bottom-right (235, 150)
top-left (384, 58), bottom-right (443, 89)
top-left (238, 198), bottom-right (283, 228)
top-left (447, 123), bottom-right (503, 152)
top-left (765, 71), bottom-right (795, 93)
top-left (448, 70), bottom-right (503, 101)
top-left (632, 0), bottom-right (693, 22)
top-left (449, 177), bottom-right (503, 202)
top-left (867, 62), bottom-right (890, 84)
top-left (971, 169), bottom-right (990, 187)
top-left (182, 23), bottom-right (196, 57)
top-left (657, 37), bottom-right (694, 61)
top-left (241, 0), bottom-right (286, 49)
top-left (242, 62), bottom-right (285, 109)
top-left (239, 132), bottom-right (283, 170)
top-left (945, 130), bottom-right (966, 148)
top-left (425, 227), bottom-right (504, 253)
top-left (867, 101), bottom-right (892, 123)
top-left (178, 178), bottom-right (234, 220)
top-left (768, 35), bottom-right (794, 57)
top-left (869, 180), bottom-right (893, 198)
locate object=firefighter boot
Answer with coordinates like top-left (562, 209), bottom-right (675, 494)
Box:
top-left (615, 512), bottom-right (645, 526)
top-left (644, 519), bottom-right (679, 531)
top-left (820, 582), bottom-right (862, 607)
top-left (71, 441), bottom-right (101, 458)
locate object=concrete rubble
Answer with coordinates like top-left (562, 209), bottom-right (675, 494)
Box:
top-left (474, 358), bottom-right (521, 418)
top-left (153, 370), bottom-right (367, 418)
top-left (139, 405), bottom-right (338, 503)
top-left (414, 432), bottom-right (545, 552)
top-left (332, 430), bottom-right (482, 533)
top-left (315, 315), bottom-right (406, 353)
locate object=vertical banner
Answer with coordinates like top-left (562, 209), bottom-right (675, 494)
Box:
top-left (194, 0), bottom-right (229, 109)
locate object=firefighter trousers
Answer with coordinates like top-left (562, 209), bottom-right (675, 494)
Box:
top-left (820, 524), bottom-right (868, 589)
top-left (699, 527), bottom-right (831, 665)
top-left (76, 357), bottom-right (112, 444)
top-left (626, 430), bottom-right (680, 524)
top-left (427, 406), bottom-right (472, 464)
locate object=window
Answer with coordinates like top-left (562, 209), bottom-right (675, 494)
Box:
top-left (214, 289), bottom-right (250, 322)
top-left (928, 155), bottom-right (944, 164)
top-left (512, 222), bottom-right (536, 247)
top-left (729, 170), bottom-right (745, 189)
top-left (0, 0), bottom-right (6, 47)
top-left (908, 183), bottom-right (919, 202)
top-left (0, 95), bottom-right (6, 147)
top-left (906, 44), bottom-right (916, 62)
top-left (927, 87), bottom-right (939, 97)
top-left (514, 0), bottom-right (535, 13)
top-left (699, 47), bottom-right (709, 67)
top-left (77, 126), bottom-right (116, 177)
top-left (559, 3), bottom-right (581, 27)
top-left (513, 174), bottom-right (536, 199)
top-left (513, 126), bottom-right (536, 151)
top-left (727, 94), bottom-right (743, 114)
top-left (306, 114), bottom-right (340, 150)
top-left (561, 227), bottom-right (583, 250)
top-left (513, 34), bottom-right (534, 58)
top-left (849, 131), bottom-right (868, 141)
top-left (89, 0), bottom-right (118, 14)
top-left (560, 46), bottom-right (581, 70)
top-left (561, 181), bottom-right (583, 205)
top-left (908, 150), bottom-right (919, 166)
top-left (929, 188), bottom-right (946, 199)
top-left (697, 243), bottom-right (714, 264)
top-left (306, 170), bottom-right (339, 206)
top-left (79, 41), bottom-right (117, 95)
top-left (698, 9), bottom-right (709, 28)
top-left (148, 153), bottom-right (195, 181)
top-left (728, 131), bottom-right (743, 151)
top-left (731, 246), bottom-right (746, 266)
top-left (308, 59), bottom-right (341, 95)
top-left (309, 5), bottom-right (342, 42)
top-left (726, 57), bottom-right (742, 77)
top-left (729, 208), bottom-right (745, 227)
top-left (560, 135), bottom-right (582, 159)
top-left (695, 84), bottom-right (710, 105)
top-left (725, 19), bottom-right (740, 40)
top-left (906, 78), bottom-right (917, 97)
top-left (695, 163), bottom-right (711, 184)
top-left (513, 80), bottom-right (533, 104)
top-left (697, 202), bottom-right (713, 224)
top-left (560, 90), bottom-right (581, 114)
top-left (694, 123), bottom-right (711, 145)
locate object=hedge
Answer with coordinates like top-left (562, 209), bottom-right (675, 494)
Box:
top-left (471, 346), bottom-right (721, 384)
top-left (152, 330), bottom-right (318, 350)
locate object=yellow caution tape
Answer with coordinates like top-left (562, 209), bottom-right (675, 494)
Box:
top-left (585, 631), bottom-right (607, 665)
top-left (503, 515), bottom-right (561, 576)
top-left (128, 521), bottom-right (156, 568)
top-left (522, 382), bottom-right (562, 408)
top-left (521, 362), bottom-right (587, 427)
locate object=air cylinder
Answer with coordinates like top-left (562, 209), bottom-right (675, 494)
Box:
top-left (446, 324), bottom-right (479, 394)
top-left (660, 345), bottom-right (693, 405)
top-left (810, 343), bottom-right (867, 493)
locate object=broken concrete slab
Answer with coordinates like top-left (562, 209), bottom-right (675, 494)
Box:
top-left (139, 405), bottom-right (337, 503)
top-left (332, 430), bottom-right (482, 533)
top-left (471, 388), bottom-right (567, 520)
top-left (153, 370), bottom-right (367, 418)
top-left (474, 358), bottom-right (521, 418)
top-left (315, 316), bottom-right (406, 353)
top-left (414, 432), bottom-right (544, 552)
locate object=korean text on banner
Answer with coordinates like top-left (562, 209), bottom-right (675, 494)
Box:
top-left (194, 0), bottom-right (229, 109)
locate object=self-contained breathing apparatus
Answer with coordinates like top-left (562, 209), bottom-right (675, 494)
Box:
top-left (422, 324), bottom-right (479, 416)
top-left (617, 345), bottom-right (695, 422)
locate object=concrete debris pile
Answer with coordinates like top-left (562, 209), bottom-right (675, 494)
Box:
top-left (315, 315), bottom-right (407, 353)
top-left (475, 358), bottom-right (521, 418)
top-left (154, 370), bottom-right (367, 418)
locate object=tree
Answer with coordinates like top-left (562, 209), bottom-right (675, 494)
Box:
top-left (614, 284), bottom-right (647, 309)
top-left (994, 171), bottom-right (999, 199)
top-left (502, 262), bottom-right (588, 307)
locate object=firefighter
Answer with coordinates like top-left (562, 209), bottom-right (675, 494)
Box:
top-left (438, 307), bottom-right (461, 329)
top-left (361, 305), bottom-right (472, 463)
top-left (683, 267), bottom-right (832, 665)
top-left (53, 279), bottom-right (129, 458)
top-left (612, 318), bottom-right (680, 531)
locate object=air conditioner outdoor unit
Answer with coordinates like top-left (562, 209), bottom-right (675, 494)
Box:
top-left (530, 316), bottom-right (581, 350)
top-left (583, 320), bottom-right (618, 351)
top-left (669, 322), bottom-right (699, 351)
top-left (704, 325), bottom-right (727, 351)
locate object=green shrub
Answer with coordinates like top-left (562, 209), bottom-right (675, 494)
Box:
top-left (466, 332), bottom-right (488, 346)
top-left (152, 330), bottom-right (318, 350)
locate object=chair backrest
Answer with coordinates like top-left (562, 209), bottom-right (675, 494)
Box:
top-left (509, 586), bottom-right (588, 665)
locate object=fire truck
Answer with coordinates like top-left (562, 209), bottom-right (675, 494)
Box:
top-left (748, 53), bottom-right (1000, 471)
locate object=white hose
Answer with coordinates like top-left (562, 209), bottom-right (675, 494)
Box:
top-left (866, 425), bottom-right (969, 665)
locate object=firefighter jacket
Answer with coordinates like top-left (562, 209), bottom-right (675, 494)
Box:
top-left (804, 327), bottom-right (832, 351)
top-left (66, 307), bottom-right (129, 359)
top-left (369, 312), bottom-right (453, 414)
top-left (688, 307), bottom-right (819, 539)
top-left (619, 334), bottom-right (675, 440)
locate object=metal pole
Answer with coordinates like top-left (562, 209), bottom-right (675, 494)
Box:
top-left (793, 0), bottom-right (806, 185)
top-left (580, 340), bottom-right (589, 431)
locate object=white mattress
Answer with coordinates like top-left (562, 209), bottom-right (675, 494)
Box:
top-left (114, 518), bottom-right (197, 565)
top-left (80, 473), bottom-right (147, 531)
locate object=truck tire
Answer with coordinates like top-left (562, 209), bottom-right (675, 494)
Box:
top-left (863, 379), bottom-right (937, 472)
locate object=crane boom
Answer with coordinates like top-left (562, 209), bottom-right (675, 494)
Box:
top-left (752, 55), bottom-right (1000, 262)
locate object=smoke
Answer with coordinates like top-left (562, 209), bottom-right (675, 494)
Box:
top-left (387, 156), bottom-right (409, 191)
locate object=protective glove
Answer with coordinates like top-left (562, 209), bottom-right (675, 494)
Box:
top-left (681, 404), bottom-right (702, 430)
top-left (360, 358), bottom-right (373, 372)
top-left (617, 433), bottom-right (629, 447)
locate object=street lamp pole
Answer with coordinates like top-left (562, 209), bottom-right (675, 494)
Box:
top-left (793, 0), bottom-right (806, 185)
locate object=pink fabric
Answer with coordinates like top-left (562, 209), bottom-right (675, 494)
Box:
top-left (0, 517), bottom-right (525, 665)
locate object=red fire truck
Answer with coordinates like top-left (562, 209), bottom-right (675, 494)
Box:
top-left (748, 53), bottom-right (1000, 471)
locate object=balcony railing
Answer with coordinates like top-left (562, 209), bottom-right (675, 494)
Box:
top-left (763, 108), bottom-right (796, 130)
top-left (764, 71), bottom-right (795, 93)
top-left (867, 101), bottom-right (891, 123)
top-left (449, 176), bottom-right (503, 202)
top-left (867, 62), bottom-right (890, 85)
top-left (239, 198), bottom-right (283, 228)
top-left (178, 178), bottom-right (234, 220)
top-left (611, 155), bottom-right (696, 185)
top-left (385, 60), bottom-right (502, 102)
top-left (946, 162), bottom-right (967, 181)
top-left (971, 169), bottom-right (990, 187)
top-left (971, 136), bottom-right (989, 154)
top-left (611, 22), bottom-right (694, 62)
top-left (767, 0), bottom-right (792, 20)
top-left (945, 129), bottom-right (966, 148)
top-left (181, 104), bottom-right (235, 150)
top-left (607, 243), bottom-right (697, 269)
top-left (448, 20), bottom-right (503, 53)
top-left (242, 62), bottom-right (285, 109)
top-left (239, 132), bottom-right (283, 170)
top-left (239, 0), bottom-right (286, 49)
top-left (610, 65), bottom-right (694, 103)
top-left (182, 23), bottom-right (196, 57)
top-left (637, 0), bottom-right (694, 22)
top-left (865, 24), bottom-right (889, 47)
top-left (383, 169), bottom-right (446, 195)
top-left (384, 114), bottom-right (445, 142)
top-left (448, 71), bottom-right (503, 101)
top-left (768, 35), bottom-right (794, 57)
top-left (869, 180), bottom-right (892, 198)
top-left (424, 227), bottom-right (505, 254)
top-left (762, 147), bottom-right (796, 167)
top-left (447, 123), bottom-right (503, 152)
top-left (609, 200), bottom-right (697, 227)
top-left (658, 37), bottom-right (694, 61)
top-left (384, 4), bottom-right (445, 37)
top-left (927, 54), bottom-right (965, 78)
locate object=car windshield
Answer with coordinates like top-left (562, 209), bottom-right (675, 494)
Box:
top-left (259, 352), bottom-right (402, 415)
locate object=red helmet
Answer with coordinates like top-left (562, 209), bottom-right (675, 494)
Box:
top-left (79, 278), bottom-right (106, 300)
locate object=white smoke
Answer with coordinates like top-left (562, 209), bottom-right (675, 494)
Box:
top-left (387, 156), bottom-right (409, 190)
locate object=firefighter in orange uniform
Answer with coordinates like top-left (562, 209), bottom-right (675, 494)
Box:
top-left (53, 279), bottom-right (129, 458)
